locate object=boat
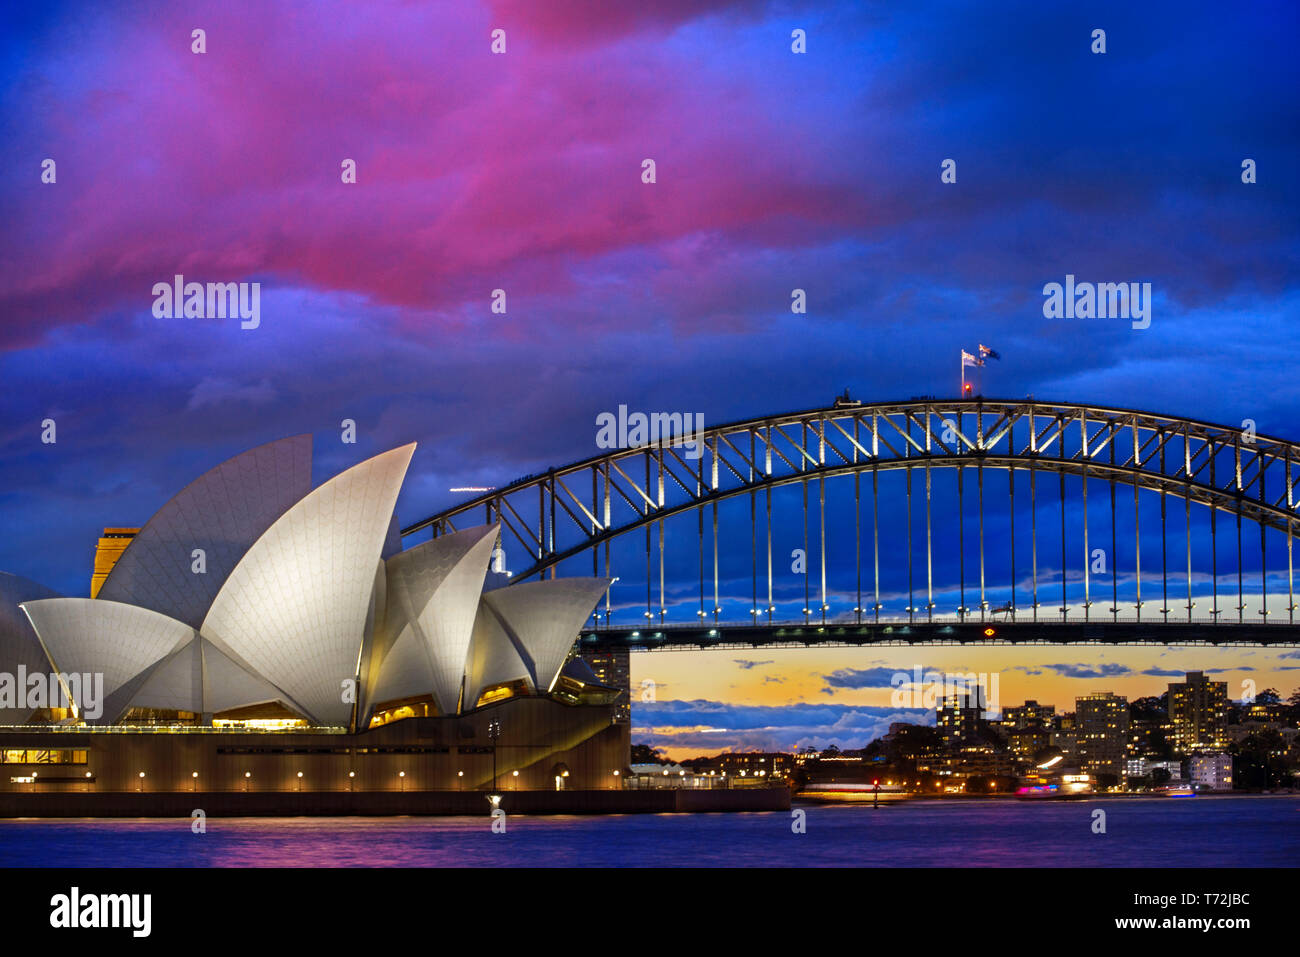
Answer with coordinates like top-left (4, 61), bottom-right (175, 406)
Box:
top-left (795, 782), bottom-right (912, 804)
top-left (1015, 784), bottom-right (1062, 800)
top-left (1156, 785), bottom-right (1196, 798)
top-left (1015, 782), bottom-right (1094, 800)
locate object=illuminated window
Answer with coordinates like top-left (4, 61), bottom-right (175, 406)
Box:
top-left (0, 749), bottom-right (88, 765)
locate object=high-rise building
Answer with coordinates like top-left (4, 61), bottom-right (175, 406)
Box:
top-left (89, 527), bottom-right (139, 597)
top-left (581, 647), bottom-right (630, 724)
top-left (1075, 691), bottom-right (1129, 782)
top-left (1005, 699), bottom-right (1055, 729)
top-left (937, 690), bottom-right (984, 746)
top-left (1169, 671), bottom-right (1228, 752)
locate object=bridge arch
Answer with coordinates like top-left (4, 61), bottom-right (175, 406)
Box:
top-left (403, 398), bottom-right (1300, 630)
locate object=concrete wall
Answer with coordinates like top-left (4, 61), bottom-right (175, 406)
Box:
top-left (0, 697), bottom-right (629, 797)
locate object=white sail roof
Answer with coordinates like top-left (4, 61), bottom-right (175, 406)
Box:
top-left (125, 635), bottom-right (302, 718)
top-left (380, 524), bottom-right (498, 714)
top-left (200, 443), bottom-right (415, 726)
top-left (482, 578), bottom-right (611, 694)
top-left (463, 599), bottom-right (533, 709)
top-left (20, 597), bottom-right (197, 723)
top-left (97, 435), bottom-right (312, 629)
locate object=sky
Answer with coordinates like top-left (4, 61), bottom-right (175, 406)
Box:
top-left (2, 1), bottom-right (1298, 757)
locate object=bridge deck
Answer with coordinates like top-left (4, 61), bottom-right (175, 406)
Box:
top-left (580, 619), bottom-right (1300, 650)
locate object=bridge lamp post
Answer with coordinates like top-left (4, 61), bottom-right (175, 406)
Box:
top-left (607, 577), bottom-right (619, 626)
top-left (488, 720), bottom-right (502, 791)
top-left (821, 603), bottom-right (829, 624)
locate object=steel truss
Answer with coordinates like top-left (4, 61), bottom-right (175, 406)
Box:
top-left (402, 398), bottom-right (1300, 630)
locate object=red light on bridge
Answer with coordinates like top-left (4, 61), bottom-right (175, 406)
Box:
top-left (983, 627), bottom-right (996, 637)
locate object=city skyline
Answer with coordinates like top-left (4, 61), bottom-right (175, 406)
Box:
top-left (631, 647), bottom-right (1298, 758)
top-left (4, 1), bottom-right (1298, 769)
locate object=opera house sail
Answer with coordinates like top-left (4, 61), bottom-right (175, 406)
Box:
top-left (0, 437), bottom-right (629, 809)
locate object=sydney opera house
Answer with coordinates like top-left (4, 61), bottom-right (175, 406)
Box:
top-left (0, 437), bottom-right (629, 809)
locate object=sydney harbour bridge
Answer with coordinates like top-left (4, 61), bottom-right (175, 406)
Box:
top-left (403, 398), bottom-right (1300, 649)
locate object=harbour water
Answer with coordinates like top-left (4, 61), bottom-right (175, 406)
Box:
top-left (1, 795), bottom-right (1296, 867)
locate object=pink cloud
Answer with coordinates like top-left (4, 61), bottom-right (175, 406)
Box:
top-left (1, 0), bottom-right (871, 348)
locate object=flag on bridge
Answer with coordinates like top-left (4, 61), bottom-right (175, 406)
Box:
top-left (979, 344), bottom-right (1001, 361)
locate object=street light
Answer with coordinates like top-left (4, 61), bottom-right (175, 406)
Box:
top-left (488, 720), bottom-right (502, 790)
